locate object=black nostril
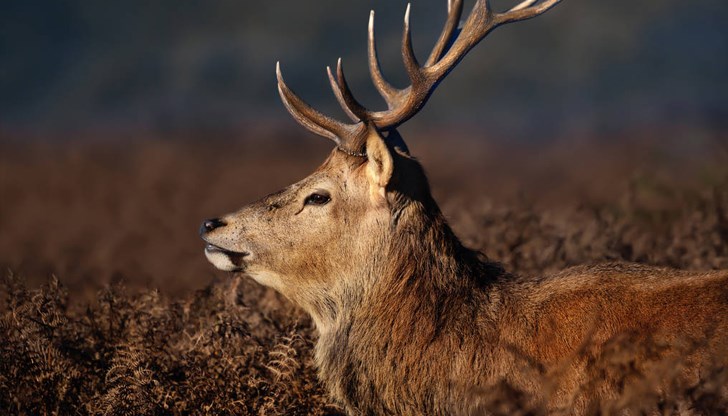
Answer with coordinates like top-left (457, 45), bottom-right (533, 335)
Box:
top-left (200, 218), bottom-right (226, 235)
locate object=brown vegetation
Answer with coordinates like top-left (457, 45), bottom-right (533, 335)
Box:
top-left (1, 134), bottom-right (727, 414)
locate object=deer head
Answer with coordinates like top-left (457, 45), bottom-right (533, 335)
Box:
top-left (200, 0), bottom-right (561, 330)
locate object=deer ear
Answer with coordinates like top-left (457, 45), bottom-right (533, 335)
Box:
top-left (365, 130), bottom-right (394, 206)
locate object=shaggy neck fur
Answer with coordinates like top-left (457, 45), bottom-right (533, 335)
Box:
top-left (315, 183), bottom-right (508, 414)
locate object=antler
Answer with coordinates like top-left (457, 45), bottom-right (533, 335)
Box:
top-left (277, 0), bottom-right (562, 155)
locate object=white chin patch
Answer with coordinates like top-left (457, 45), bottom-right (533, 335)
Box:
top-left (204, 248), bottom-right (238, 272)
top-left (247, 270), bottom-right (286, 292)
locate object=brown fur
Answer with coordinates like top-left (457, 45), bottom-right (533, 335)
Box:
top-left (201, 130), bottom-right (728, 415)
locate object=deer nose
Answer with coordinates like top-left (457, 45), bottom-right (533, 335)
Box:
top-left (200, 218), bottom-right (227, 235)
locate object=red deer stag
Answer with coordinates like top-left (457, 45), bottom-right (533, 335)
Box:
top-left (200, 0), bottom-right (728, 413)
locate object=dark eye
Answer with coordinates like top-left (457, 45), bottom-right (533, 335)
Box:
top-left (304, 192), bottom-right (331, 206)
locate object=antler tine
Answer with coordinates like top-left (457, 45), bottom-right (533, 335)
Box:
top-left (367, 0), bottom-right (562, 130)
top-left (367, 11), bottom-right (400, 110)
top-left (276, 62), bottom-right (349, 145)
top-left (426, 0), bottom-right (464, 67)
top-left (428, 0), bottom-right (561, 76)
top-left (326, 59), bottom-right (363, 123)
top-left (509, 0), bottom-right (540, 12)
top-left (495, 0), bottom-right (562, 25)
top-left (401, 4), bottom-right (422, 82)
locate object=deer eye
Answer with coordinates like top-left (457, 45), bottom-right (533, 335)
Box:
top-left (304, 192), bottom-right (331, 206)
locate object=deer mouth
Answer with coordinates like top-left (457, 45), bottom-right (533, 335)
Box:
top-left (204, 243), bottom-right (250, 272)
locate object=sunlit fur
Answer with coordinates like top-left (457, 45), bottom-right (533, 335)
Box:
top-left (202, 129), bottom-right (728, 415)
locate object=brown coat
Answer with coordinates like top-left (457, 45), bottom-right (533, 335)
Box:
top-left (202, 137), bottom-right (728, 415)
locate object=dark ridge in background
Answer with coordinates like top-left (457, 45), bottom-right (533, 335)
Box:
top-left (1, 134), bottom-right (726, 298)
top-left (1, 0), bottom-right (727, 140)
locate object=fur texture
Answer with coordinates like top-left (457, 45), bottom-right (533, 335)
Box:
top-left (202, 130), bottom-right (728, 414)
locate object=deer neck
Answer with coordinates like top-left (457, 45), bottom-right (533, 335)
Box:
top-left (313, 199), bottom-right (503, 412)
top-left (324, 197), bottom-right (498, 327)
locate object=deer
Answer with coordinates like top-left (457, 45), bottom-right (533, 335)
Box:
top-left (200, 0), bottom-right (728, 414)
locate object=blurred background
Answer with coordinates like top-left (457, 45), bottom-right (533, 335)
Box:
top-left (2, 0), bottom-right (727, 138)
top-left (1, 0), bottom-right (727, 296)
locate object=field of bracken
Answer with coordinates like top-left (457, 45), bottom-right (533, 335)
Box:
top-left (1, 130), bottom-right (727, 414)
